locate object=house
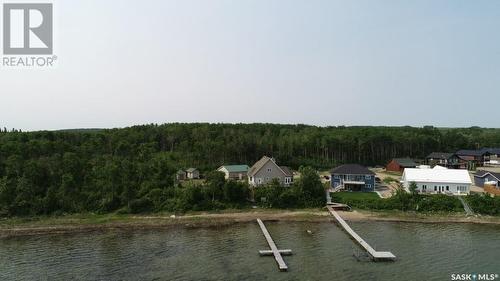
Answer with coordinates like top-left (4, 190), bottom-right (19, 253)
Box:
top-left (176, 169), bottom-right (186, 181)
top-left (217, 165), bottom-right (249, 180)
top-left (330, 164), bottom-right (375, 192)
top-left (473, 170), bottom-right (500, 188)
top-left (401, 167), bottom-right (472, 195)
top-left (386, 158), bottom-right (417, 172)
top-left (186, 168), bottom-right (200, 179)
top-left (481, 148), bottom-right (500, 165)
top-left (426, 152), bottom-right (466, 169)
top-left (247, 156), bottom-right (293, 187)
top-left (455, 149), bottom-right (491, 168)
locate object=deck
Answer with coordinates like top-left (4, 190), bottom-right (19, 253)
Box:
top-left (256, 218), bottom-right (291, 271)
top-left (327, 206), bottom-right (396, 261)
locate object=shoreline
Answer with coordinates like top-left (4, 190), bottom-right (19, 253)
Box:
top-left (1, 209), bottom-right (500, 238)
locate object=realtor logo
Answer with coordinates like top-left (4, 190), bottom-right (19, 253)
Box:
top-left (3, 3), bottom-right (53, 55)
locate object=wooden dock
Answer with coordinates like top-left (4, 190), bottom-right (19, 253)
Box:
top-left (327, 206), bottom-right (396, 261)
top-left (257, 219), bottom-right (291, 271)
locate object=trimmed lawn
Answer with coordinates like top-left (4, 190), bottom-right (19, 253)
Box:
top-left (331, 191), bottom-right (380, 201)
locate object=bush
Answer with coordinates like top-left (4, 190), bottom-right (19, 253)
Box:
top-left (332, 189), bottom-right (464, 213)
top-left (129, 198), bottom-right (153, 214)
top-left (383, 177), bottom-right (397, 184)
top-left (466, 194), bottom-right (500, 215)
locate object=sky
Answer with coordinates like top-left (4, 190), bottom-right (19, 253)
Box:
top-left (1, 0), bottom-right (500, 131)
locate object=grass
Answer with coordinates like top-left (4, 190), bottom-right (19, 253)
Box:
top-left (0, 208), bottom-right (325, 229)
top-left (331, 191), bottom-right (380, 201)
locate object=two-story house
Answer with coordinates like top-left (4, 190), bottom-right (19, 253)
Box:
top-left (330, 164), bottom-right (375, 192)
top-left (426, 152), bottom-right (466, 169)
top-left (248, 156), bottom-right (293, 187)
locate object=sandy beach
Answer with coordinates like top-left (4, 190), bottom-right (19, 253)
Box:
top-left (1, 209), bottom-right (500, 238)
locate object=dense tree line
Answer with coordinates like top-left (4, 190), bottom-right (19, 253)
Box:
top-left (0, 123), bottom-right (499, 217)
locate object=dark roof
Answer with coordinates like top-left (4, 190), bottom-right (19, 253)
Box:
top-left (391, 158), bottom-right (417, 167)
top-left (481, 148), bottom-right (500, 155)
top-left (457, 154), bottom-right (473, 161)
top-left (426, 152), bottom-right (454, 159)
top-left (456, 149), bottom-right (489, 157)
top-left (280, 166), bottom-right (293, 177)
top-left (330, 164), bottom-right (375, 175)
top-left (186, 168), bottom-right (198, 172)
top-left (475, 170), bottom-right (500, 180)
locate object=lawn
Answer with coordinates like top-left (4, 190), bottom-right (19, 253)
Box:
top-left (331, 191), bottom-right (380, 201)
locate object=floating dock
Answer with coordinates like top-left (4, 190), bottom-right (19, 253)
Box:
top-left (256, 219), bottom-right (292, 271)
top-left (327, 206), bottom-right (396, 261)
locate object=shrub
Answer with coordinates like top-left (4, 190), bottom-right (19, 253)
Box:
top-left (129, 198), bottom-right (153, 214)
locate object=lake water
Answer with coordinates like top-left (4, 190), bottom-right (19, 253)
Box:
top-left (1, 221), bottom-right (499, 281)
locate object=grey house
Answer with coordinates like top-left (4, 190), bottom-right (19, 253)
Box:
top-left (474, 170), bottom-right (500, 187)
top-left (176, 169), bottom-right (187, 181)
top-left (248, 156), bottom-right (293, 187)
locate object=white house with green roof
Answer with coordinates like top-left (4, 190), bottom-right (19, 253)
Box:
top-left (217, 164), bottom-right (250, 180)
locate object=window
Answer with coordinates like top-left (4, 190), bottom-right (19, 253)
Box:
top-left (365, 175), bottom-right (371, 180)
top-left (334, 175), bottom-right (340, 179)
top-left (423, 185), bottom-right (427, 191)
top-left (257, 178), bottom-right (262, 184)
top-left (266, 177), bottom-right (269, 181)
top-left (267, 168), bottom-right (272, 172)
top-left (434, 186), bottom-right (437, 191)
top-left (366, 184), bottom-right (372, 189)
top-left (446, 186), bottom-right (449, 191)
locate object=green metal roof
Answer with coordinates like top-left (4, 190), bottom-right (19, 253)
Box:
top-left (221, 165), bottom-right (249, 173)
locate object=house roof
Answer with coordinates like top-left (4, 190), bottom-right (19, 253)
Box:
top-left (481, 148), bottom-right (500, 155)
top-left (248, 156), bottom-right (272, 176)
top-left (280, 166), bottom-right (293, 177)
top-left (426, 152), bottom-right (454, 159)
top-left (219, 165), bottom-right (249, 173)
top-left (248, 156), bottom-right (289, 177)
top-left (456, 154), bottom-right (473, 161)
top-left (456, 149), bottom-right (489, 157)
top-left (330, 164), bottom-right (375, 175)
top-left (186, 168), bottom-right (198, 172)
top-left (403, 168), bottom-right (472, 184)
top-left (176, 169), bottom-right (186, 175)
top-left (474, 170), bottom-right (500, 180)
top-left (391, 158), bottom-right (417, 167)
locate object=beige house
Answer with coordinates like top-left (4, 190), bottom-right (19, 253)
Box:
top-left (248, 156), bottom-right (293, 187)
top-left (186, 168), bottom-right (200, 179)
top-left (217, 165), bottom-right (249, 180)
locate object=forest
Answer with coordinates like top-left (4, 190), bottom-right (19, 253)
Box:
top-left (1, 123), bottom-right (500, 217)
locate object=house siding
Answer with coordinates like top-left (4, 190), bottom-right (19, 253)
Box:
top-left (474, 175), bottom-right (500, 187)
top-left (403, 181), bottom-right (471, 195)
top-left (331, 173), bottom-right (375, 192)
top-left (250, 160), bottom-right (289, 187)
top-left (386, 160), bottom-right (403, 172)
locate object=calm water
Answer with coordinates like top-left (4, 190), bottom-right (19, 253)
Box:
top-left (1, 221), bottom-right (499, 281)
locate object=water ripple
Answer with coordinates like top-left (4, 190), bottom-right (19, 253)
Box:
top-left (1, 221), bottom-right (499, 281)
